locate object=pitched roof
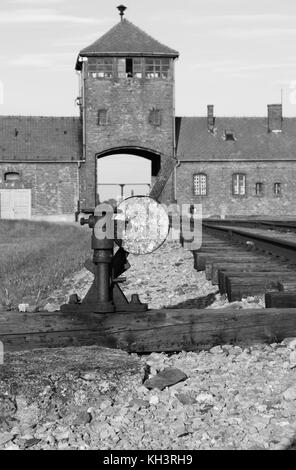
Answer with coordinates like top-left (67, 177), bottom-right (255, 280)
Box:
top-left (0, 116), bottom-right (82, 161)
top-left (176, 116), bottom-right (296, 161)
top-left (77, 19), bottom-right (179, 66)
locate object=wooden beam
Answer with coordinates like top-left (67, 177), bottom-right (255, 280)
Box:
top-left (221, 271), bottom-right (292, 297)
top-left (193, 252), bottom-right (268, 272)
top-left (225, 276), bottom-right (282, 301)
top-left (209, 262), bottom-right (289, 283)
top-left (265, 292), bottom-right (296, 308)
top-left (1, 308), bottom-right (296, 353)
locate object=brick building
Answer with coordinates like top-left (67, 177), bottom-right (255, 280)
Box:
top-left (176, 105), bottom-right (296, 217)
top-left (0, 11), bottom-right (296, 220)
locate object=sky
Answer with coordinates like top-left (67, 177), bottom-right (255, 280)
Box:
top-left (0, 0), bottom-right (296, 117)
top-left (97, 155), bottom-right (151, 201)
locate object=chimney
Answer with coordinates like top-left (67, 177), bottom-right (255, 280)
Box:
top-left (268, 104), bottom-right (282, 132)
top-left (207, 105), bottom-right (215, 131)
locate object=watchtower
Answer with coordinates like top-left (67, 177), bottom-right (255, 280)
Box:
top-left (75, 6), bottom-right (179, 210)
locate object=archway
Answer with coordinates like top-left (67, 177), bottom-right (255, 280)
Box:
top-left (96, 147), bottom-right (161, 204)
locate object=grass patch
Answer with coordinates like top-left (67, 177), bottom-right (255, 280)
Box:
top-left (0, 220), bottom-right (91, 310)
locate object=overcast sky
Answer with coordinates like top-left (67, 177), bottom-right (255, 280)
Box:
top-left (0, 0), bottom-right (296, 117)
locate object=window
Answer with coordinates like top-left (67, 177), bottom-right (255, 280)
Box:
top-left (4, 172), bottom-right (20, 182)
top-left (232, 173), bottom-right (246, 195)
top-left (133, 59), bottom-right (143, 78)
top-left (255, 182), bottom-right (263, 196)
top-left (193, 173), bottom-right (207, 196)
top-left (274, 182), bottom-right (281, 196)
top-left (149, 109), bottom-right (162, 126)
top-left (87, 58), bottom-right (113, 78)
top-left (98, 109), bottom-right (108, 126)
top-left (144, 58), bottom-right (170, 79)
top-left (117, 58), bottom-right (142, 78)
top-left (224, 130), bottom-right (235, 141)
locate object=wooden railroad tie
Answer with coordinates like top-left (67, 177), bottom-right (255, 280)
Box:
top-left (194, 224), bottom-right (296, 302)
top-left (265, 292), bottom-right (296, 308)
top-left (1, 308), bottom-right (296, 353)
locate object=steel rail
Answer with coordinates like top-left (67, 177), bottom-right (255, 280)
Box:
top-left (202, 222), bottom-right (296, 263)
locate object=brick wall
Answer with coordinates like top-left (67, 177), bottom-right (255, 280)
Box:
top-left (176, 161), bottom-right (296, 217)
top-left (80, 75), bottom-right (175, 208)
top-left (0, 163), bottom-right (78, 217)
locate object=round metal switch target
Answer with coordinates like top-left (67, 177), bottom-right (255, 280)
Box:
top-left (115, 196), bottom-right (170, 255)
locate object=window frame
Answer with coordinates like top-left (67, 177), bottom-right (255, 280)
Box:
top-left (97, 109), bottom-right (109, 126)
top-left (193, 173), bottom-right (208, 196)
top-left (255, 182), bottom-right (264, 197)
top-left (4, 171), bottom-right (21, 183)
top-left (149, 108), bottom-right (162, 126)
top-left (144, 58), bottom-right (170, 79)
top-left (274, 182), bottom-right (282, 197)
top-left (87, 57), bottom-right (170, 80)
top-left (232, 173), bottom-right (246, 196)
top-left (117, 58), bottom-right (143, 78)
top-left (87, 58), bottom-right (114, 79)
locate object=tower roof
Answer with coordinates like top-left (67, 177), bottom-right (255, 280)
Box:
top-left (76, 19), bottom-right (179, 69)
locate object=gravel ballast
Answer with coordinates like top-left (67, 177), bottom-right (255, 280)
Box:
top-left (1, 343), bottom-right (296, 450)
top-left (2, 239), bottom-right (295, 450)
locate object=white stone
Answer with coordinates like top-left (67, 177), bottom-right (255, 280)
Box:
top-left (0, 433), bottom-right (14, 446)
top-left (54, 431), bottom-right (70, 441)
top-left (149, 395), bottom-right (159, 405)
top-left (289, 351), bottom-right (296, 366)
top-left (286, 338), bottom-right (296, 351)
top-left (18, 303), bottom-right (30, 312)
top-left (99, 398), bottom-right (113, 410)
top-left (5, 443), bottom-right (20, 450)
top-left (283, 385), bottom-right (296, 401)
top-left (209, 346), bottom-right (223, 354)
top-left (43, 303), bottom-right (60, 313)
top-left (196, 393), bottom-right (214, 403)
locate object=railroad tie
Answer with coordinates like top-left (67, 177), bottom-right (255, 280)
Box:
top-left (208, 260), bottom-right (288, 283)
top-left (226, 272), bottom-right (293, 302)
top-left (265, 292), bottom-right (296, 308)
top-left (217, 267), bottom-right (292, 293)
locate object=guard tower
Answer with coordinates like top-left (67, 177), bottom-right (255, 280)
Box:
top-left (75, 6), bottom-right (179, 210)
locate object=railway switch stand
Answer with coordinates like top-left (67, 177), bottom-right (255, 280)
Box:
top-left (60, 196), bottom-right (169, 315)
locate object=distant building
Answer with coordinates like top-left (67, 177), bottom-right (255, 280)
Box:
top-left (0, 9), bottom-right (296, 219)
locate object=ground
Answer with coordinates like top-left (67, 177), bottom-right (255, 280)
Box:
top-left (1, 221), bottom-right (295, 450)
top-left (1, 343), bottom-right (296, 450)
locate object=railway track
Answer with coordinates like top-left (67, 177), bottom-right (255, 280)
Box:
top-left (194, 221), bottom-right (296, 304)
top-left (203, 218), bottom-right (296, 233)
top-left (2, 219), bottom-right (296, 353)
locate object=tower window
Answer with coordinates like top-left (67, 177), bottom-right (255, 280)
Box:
top-left (98, 109), bottom-right (108, 126)
top-left (88, 58), bottom-right (113, 78)
top-left (274, 182), bottom-right (281, 196)
top-left (117, 58), bottom-right (142, 78)
top-left (232, 173), bottom-right (246, 195)
top-left (145, 58), bottom-right (170, 79)
top-left (193, 173), bottom-right (207, 196)
top-left (4, 172), bottom-right (20, 182)
top-left (149, 109), bottom-right (162, 126)
top-left (255, 182), bottom-right (264, 196)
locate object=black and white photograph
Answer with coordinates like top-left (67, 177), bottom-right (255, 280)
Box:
top-left (1, 0), bottom-right (296, 456)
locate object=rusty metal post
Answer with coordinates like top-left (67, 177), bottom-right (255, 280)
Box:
top-left (81, 214), bottom-right (115, 313)
top-left (92, 231), bottom-right (115, 313)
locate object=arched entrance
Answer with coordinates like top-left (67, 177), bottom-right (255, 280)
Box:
top-left (96, 147), bottom-right (161, 203)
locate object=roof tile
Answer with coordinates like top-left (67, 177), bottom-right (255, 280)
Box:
top-left (176, 116), bottom-right (296, 161)
top-left (79, 19), bottom-right (179, 58)
top-left (0, 116), bottom-right (82, 161)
